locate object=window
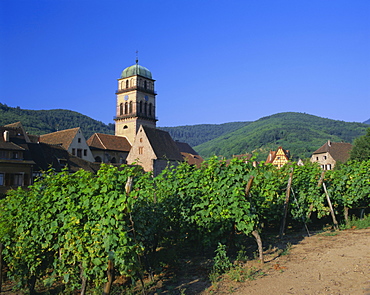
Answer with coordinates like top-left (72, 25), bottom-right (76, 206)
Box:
top-left (12, 151), bottom-right (19, 159)
top-left (323, 155), bottom-right (327, 160)
top-left (0, 173), bottom-right (4, 185)
top-left (316, 157), bottom-right (319, 161)
top-left (77, 149), bottom-right (82, 158)
top-left (84, 149), bottom-right (87, 156)
top-left (123, 125), bottom-right (128, 129)
top-left (78, 138), bottom-right (81, 143)
top-left (149, 103), bottom-right (152, 116)
top-left (144, 102), bottom-right (148, 115)
top-left (138, 147), bottom-right (144, 154)
top-left (120, 103), bottom-right (123, 115)
top-left (125, 102), bottom-right (128, 114)
top-left (144, 80), bottom-right (147, 89)
top-left (126, 80), bottom-right (129, 88)
top-left (139, 138), bottom-right (143, 143)
top-left (129, 101), bottom-right (133, 113)
top-left (13, 174), bottom-right (23, 186)
top-left (139, 101), bottom-right (143, 113)
top-left (72, 148), bottom-right (76, 155)
top-left (326, 164), bottom-right (332, 170)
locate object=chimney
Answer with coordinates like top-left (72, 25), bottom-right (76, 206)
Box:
top-left (3, 130), bottom-right (9, 142)
top-left (328, 140), bottom-right (331, 147)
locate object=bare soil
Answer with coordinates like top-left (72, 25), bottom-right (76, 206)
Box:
top-left (1, 228), bottom-right (369, 294)
top-left (202, 228), bottom-right (370, 295)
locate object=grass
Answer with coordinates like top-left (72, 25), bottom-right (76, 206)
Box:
top-left (341, 214), bottom-right (370, 230)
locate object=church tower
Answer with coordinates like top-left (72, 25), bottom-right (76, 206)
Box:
top-left (114, 60), bottom-right (157, 144)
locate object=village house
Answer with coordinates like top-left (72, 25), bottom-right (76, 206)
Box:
top-left (39, 127), bottom-right (95, 162)
top-left (0, 122), bottom-right (99, 196)
top-left (265, 146), bottom-right (290, 168)
top-left (310, 140), bottom-right (352, 170)
top-left (86, 133), bottom-right (131, 164)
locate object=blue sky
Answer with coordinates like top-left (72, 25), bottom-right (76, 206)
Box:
top-left (1, 0), bottom-right (369, 127)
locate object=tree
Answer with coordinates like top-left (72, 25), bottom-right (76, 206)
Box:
top-left (350, 128), bottom-right (370, 161)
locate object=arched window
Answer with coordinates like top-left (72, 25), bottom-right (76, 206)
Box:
top-left (139, 101), bottom-right (143, 113)
top-left (111, 157), bottom-right (117, 163)
top-left (144, 80), bottom-right (147, 89)
top-left (95, 156), bottom-right (102, 163)
top-left (124, 102), bottom-right (128, 114)
top-left (121, 81), bottom-right (124, 89)
top-left (123, 125), bottom-right (128, 129)
top-left (129, 101), bottom-right (133, 113)
top-left (149, 103), bottom-right (152, 116)
top-left (126, 80), bottom-right (129, 88)
top-left (119, 103), bottom-right (123, 116)
top-left (144, 102), bottom-right (148, 115)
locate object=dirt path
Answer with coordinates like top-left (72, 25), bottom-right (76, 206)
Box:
top-left (207, 228), bottom-right (370, 295)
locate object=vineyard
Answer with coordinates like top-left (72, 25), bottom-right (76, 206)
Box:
top-left (0, 157), bottom-right (369, 294)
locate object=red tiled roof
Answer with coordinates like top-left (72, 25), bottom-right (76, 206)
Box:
top-left (39, 127), bottom-right (80, 149)
top-left (87, 133), bottom-right (131, 152)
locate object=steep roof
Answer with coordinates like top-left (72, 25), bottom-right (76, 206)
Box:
top-left (175, 141), bottom-right (199, 155)
top-left (175, 141), bottom-right (204, 167)
top-left (87, 133), bottom-right (131, 152)
top-left (265, 146), bottom-right (290, 163)
top-left (3, 121), bottom-right (31, 143)
top-left (142, 126), bottom-right (183, 161)
top-left (313, 141), bottom-right (352, 162)
top-left (28, 142), bottom-right (100, 173)
top-left (39, 127), bottom-right (80, 149)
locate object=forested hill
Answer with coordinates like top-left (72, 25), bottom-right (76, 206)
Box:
top-left (192, 112), bottom-right (369, 160)
top-left (0, 103), bottom-right (114, 139)
top-left (1, 103), bottom-right (369, 161)
top-left (364, 118), bottom-right (370, 124)
top-left (158, 122), bottom-right (251, 147)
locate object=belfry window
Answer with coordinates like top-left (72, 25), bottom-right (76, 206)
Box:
top-left (144, 102), bottom-right (148, 115)
top-left (144, 80), bottom-right (147, 89)
top-left (139, 101), bottom-right (143, 113)
top-left (120, 103), bottom-right (123, 115)
top-left (129, 101), bottom-right (133, 113)
top-left (149, 103), bottom-right (152, 116)
top-left (126, 80), bottom-right (129, 88)
top-left (124, 102), bottom-right (128, 114)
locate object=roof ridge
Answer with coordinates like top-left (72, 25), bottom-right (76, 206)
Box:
top-left (97, 133), bottom-right (107, 149)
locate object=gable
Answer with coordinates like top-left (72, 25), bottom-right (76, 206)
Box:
top-left (40, 127), bottom-right (80, 149)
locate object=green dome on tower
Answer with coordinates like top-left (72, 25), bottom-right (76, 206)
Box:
top-left (120, 63), bottom-right (152, 79)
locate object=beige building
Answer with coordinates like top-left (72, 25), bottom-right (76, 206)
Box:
top-left (126, 125), bottom-right (183, 176)
top-left (311, 140), bottom-right (352, 170)
top-left (114, 60), bottom-right (157, 145)
top-left (39, 127), bottom-right (95, 162)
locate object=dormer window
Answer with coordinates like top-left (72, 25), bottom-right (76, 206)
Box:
top-left (78, 138), bottom-right (81, 143)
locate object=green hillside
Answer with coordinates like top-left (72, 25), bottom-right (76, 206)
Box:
top-left (1, 103), bottom-right (368, 161)
top-left (0, 103), bottom-right (114, 139)
top-left (158, 121), bottom-right (251, 147)
top-left (193, 112), bottom-right (369, 160)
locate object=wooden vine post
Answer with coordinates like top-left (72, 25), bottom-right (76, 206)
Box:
top-left (279, 167), bottom-right (294, 239)
top-left (245, 176), bottom-right (264, 264)
top-left (322, 182), bottom-right (339, 230)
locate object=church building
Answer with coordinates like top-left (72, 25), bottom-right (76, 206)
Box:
top-left (111, 60), bottom-right (199, 175)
